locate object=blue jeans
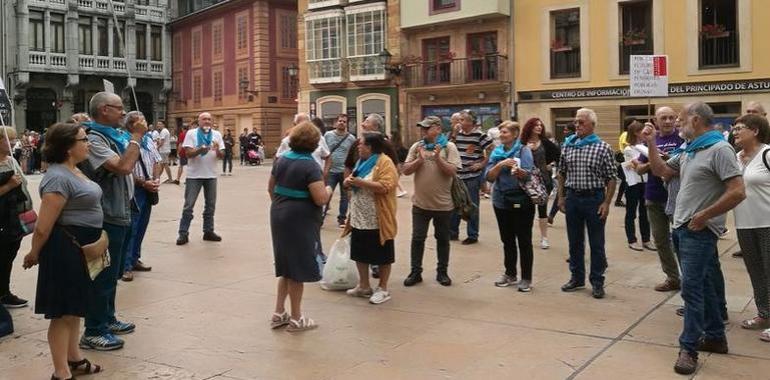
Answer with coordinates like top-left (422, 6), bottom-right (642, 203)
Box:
top-left (450, 175), bottom-right (481, 239)
top-left (325, 171), bottom-right (348, 224)
top-left (624, 183), bottom-right (650, 243)
top-left (179, 178), bottom-right (217, 235)
top-left (565, 189), bottom-right (607, 287)
top-left (85, 222), bottom-right (130, 336)
top-left (125, 188), bottom-right (153, 271)
top-left (673, 226), bottom-right (726, 355)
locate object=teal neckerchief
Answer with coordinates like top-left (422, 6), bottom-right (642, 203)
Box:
top-left (683, 130), bottom-right (724, 158)
top-left (83, 121), bottom-right (130, 153)
top-left (274, 185), bottom-right (310, 199)
top-left (196, 128), bottom-right (212, 147)
top-left (488, 140), bottom-right (523, 164)
top-left (351, 154), bottom-right (379, 192)
top-left (564, 133), bottom-right (601, 148)
top-left (282, 150), bottom-right (314, 160)
top-left (422, 134), bottom-right (448, 150)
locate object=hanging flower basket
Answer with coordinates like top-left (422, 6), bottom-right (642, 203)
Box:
top-left (622, 28), bottom-right (648, 46)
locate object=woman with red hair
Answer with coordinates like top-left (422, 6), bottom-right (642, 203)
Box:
top-left (521, 118), bottom-right (561, 249)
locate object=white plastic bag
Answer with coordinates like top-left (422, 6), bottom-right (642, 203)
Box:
top-left (320, 236), bottom-right (359, 291)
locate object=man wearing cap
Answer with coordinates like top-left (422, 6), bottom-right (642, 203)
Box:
top-left (402, 116), bottom-right (462, 286)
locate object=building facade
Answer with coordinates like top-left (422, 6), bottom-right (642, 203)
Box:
top-left (168, 0), bottom-right (298, 155)
top-left (296, 0), bottom-right (399, 138)
top-left (2, 0), bottom-right (172, 132)
top-left (398, 0), bottom-right (512, 143)
top-left (515, 0), bottom-right (770, 146)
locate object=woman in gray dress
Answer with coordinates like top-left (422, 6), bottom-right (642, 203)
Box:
top-left (268, 121), bottom-right (331, 332)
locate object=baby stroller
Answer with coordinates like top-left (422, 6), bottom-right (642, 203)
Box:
top-left (246, 142), bottom-right (263, 166)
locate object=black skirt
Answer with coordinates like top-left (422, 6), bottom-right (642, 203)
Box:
top-left (35, 225), bottom-right (99, 319)
top-left (350, 228), bottom-right (395, 265)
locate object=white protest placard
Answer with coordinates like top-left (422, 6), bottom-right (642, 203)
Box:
top-left (103, 79), bottom-right (115, 94)
top-left (630, 55), bottom-right (668, 97)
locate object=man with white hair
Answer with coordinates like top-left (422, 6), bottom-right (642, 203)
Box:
top-left (643, 102), bottom-right (745, 375)
top-left (557, 108), bottom-right (617, 299)
top-left (275, 113), bottom-right (330, 170)
top-left (176, 112), bottom-right (225, 245)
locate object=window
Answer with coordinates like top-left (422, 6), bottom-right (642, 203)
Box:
top-left (213, 70), bottom-right (223, 102)
top-left (29, 11), bottom-right (45, 52)
top-left (550, 8), bottom-right (580, 79)
top-left (136, 24), bottom-right (147, 60)
top-left (192, 72), bottom-right (202, 105)
top-left (619, 1), bottom-right (653, 74)
top-left (236, 13), bottom-right (248, 52)
top-left (78, 17), bottom-right (93, 55)
top-left (346, 6), bottom-right (386, 78)
top-left (212, 21), bottom-right (224, 58)
top-left (192, 29), bottom-right (202, 65)
top-left (173, 75), bottom-right (183, 101)
top-left (113, 21), bottom-right (125, 57)
top-left (422, 37), bottom-right (451, 85)
top-left (97, 18), bottom-right (109, 56)
top-left (700, 0), bottom-right (738, 68)
top-left (151, 26), bottom-right (162, 61)
top-left (173, 33), bottom-right (182, 69)
top-left (467, 32), bottom-right (498, 81)
top-left (51, 13), bottom-right (66, 53)
top-left (280, 14), bottom-right (297, 49)
top-left (306, 13), bottom-right (344, 81)
top-left (281, 66), bottom-right (298, 99)
top-left (237, 66), bottom-right (249, 100)
top-left (551, 108), bottom-right (580, 142)
top-left (317, 97), bottom-right (345, 130)
top-left (431, 0), bottom-right (460, 14)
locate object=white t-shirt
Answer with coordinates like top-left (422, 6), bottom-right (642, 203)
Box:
top-left (275, 135), bottom-right (330, 169)
top-left (182, 128), bottom-right (225, 179)
top-left (158, 128), bottom-right (171, 153)
top-left (734, 145), bottom-right (770, 229)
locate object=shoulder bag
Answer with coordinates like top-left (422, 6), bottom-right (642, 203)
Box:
top-left (62, 227), bottom-right (110, 281)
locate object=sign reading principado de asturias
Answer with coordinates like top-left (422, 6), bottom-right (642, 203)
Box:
top-left (630, 55), bottom-right (669, 98)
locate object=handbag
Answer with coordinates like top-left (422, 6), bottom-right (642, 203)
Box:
top-left (62, 227), bottom-right (111, 280)
top-left (518, 167), bottom-right (549, 206)
top-left (137, 155), bottom-right (159, 206)
top-left (7, 158), bottom-right (36, 237)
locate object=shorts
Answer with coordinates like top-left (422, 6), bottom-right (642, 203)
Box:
top-left (179, 156), bottom-right (188, 166)
top-left (160, 152), bottom-right (170, 164)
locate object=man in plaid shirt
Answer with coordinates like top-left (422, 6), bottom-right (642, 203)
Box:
top-left (557, 108), bottom-right (617, 299)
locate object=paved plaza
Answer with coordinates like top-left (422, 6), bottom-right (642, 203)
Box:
top-left (1, 163), bottom-right (767, 380)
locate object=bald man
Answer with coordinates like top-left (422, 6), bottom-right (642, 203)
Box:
top-left (746, 101), bottom-right (767, 117)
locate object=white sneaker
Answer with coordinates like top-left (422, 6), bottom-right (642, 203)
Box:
top-left (397, 190), bottom-right (408, 198)
top-left (540, 238), bottom-right (550, 249)
top-left (346, 287), bottom-right (373, 298)
top-left (369, 288), bottom-right (391, 304)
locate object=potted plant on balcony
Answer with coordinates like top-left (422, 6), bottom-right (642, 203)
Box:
top-left (622, 28), bottom-right (647, 46)
top-left (437, 51), bottom-right (456, 62)
top-left (551, 39), bottom-right (573, 52)
top-left (701, 24), bottom-right (730, 38)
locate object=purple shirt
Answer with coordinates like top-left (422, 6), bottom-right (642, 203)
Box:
top-left (639, 132), bottom-right (685, 203)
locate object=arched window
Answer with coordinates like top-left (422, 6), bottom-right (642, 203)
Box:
top-left (356, 93), bottom-right (391, 136)
top-left (316, 95), bottom-right (347, 131)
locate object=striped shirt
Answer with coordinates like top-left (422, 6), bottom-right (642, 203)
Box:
top-left (558, 139), bottom-right (617, 191)
top-left (133, 141), bottom-right (162, 180)
top-left (454, 127), bottom-right (493, 179)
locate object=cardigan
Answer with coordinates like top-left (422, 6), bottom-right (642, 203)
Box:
top-left (343, 154), bottom-right (398, 245)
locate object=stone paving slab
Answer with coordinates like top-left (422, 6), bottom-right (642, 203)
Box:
top-left (0, 164), bottom-right (765, 379)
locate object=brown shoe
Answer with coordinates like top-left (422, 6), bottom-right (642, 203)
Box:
top-left (654, 279), bottom-right (681, 292)
top-left (121, 271), bottom-right (134, 282)
top-left (697, 337), bottom-right (728, 354)
top-left (674, 351), bottom-right (698, 375)
top-left (133, 260), bottom-right (152, 272)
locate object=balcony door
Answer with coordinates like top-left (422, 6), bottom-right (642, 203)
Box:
top-left (25, 89), bottom-right (57, 132)
top-left (467, 32), bottom-right (498, 81)
top-left (422, 37), bottom-right (451, 85)
top-left (619, 0), bottom-right (653, 74)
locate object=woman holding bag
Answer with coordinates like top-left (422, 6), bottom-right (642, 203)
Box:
top-left (23, 123), bottom-right (104, 380)
top-left (0, 126), bottom-right (33, 309)
top-left (486, 121), bottom-right (536, 292)
top-left (343, 132), bottom-right (398, 304)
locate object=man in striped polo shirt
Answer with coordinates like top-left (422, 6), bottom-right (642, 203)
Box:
top-left (450, 109), bottom-right (493, 245)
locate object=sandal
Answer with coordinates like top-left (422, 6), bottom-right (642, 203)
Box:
top-left (741, 316), bottom-right (770, 330)
top-left (286, 316), bottom-right (318, 332)
top-left (760, 329), bottom-right (770, 342)
top-left (270, 312), bottom-right (290, 329)
top-left (68, 358), bottom-right (102, 375)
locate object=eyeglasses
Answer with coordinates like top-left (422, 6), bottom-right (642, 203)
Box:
top-left (732, 125), bottom-right (748, 132)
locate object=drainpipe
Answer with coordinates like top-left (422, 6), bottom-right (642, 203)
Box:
top-left (509, 0), bottom-right (515, 120)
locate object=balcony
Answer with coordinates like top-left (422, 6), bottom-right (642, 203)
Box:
top-left (308, 0), bottom-right (347, 10)
top-left (30, 52), bottom-right (67, 68)
top-left (620, 42), bottom-right (654, 75)
top-left (348, 56), bottom-right (386, 82)
top-left (402, 54), bottom-right (508, 88)
top-left (308, 60), bottom-right (346, 84)
top-left (700, 32), bottom-right (739, 68)
top-left (550, 48), bottom-right (581, 79)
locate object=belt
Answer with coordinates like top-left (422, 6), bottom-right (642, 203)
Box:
top-left (566, 188), bottom-right (604, 196)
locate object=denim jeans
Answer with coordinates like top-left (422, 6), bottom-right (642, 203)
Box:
top-left (565, 189), bottom-right (607, 287)
top-left (125, 187), bottom-right (153, 271)
top-left (222, 151), bottom-right (233, 173)
top-left (624, 183), bottom-right (650, 244)
top-left (85, 222), bottom-right (130, 336)
top-left (179, 178), bottom-right (217, 236)
top-left (450, 175), bottom-right (481, 239)
top-left (410, 206), bottom-right (452, 273)
top-left (673, 226), bottom-right (726, 355)
top-left (325, 171), bottom-right (348, 224)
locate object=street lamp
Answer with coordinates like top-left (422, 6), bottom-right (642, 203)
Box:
top-left (379, 49), bottom-right (402, 76)
top-left (287, 63), bottom-right (299, 78)
top-left (239, 79), bottom-right (259, 97)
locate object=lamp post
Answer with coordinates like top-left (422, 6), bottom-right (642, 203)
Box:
top-left (379, 49), bottom-right (403, 138)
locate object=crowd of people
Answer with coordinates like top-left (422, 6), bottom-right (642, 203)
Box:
top-left (0, 91), bottom-right (769, 377)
